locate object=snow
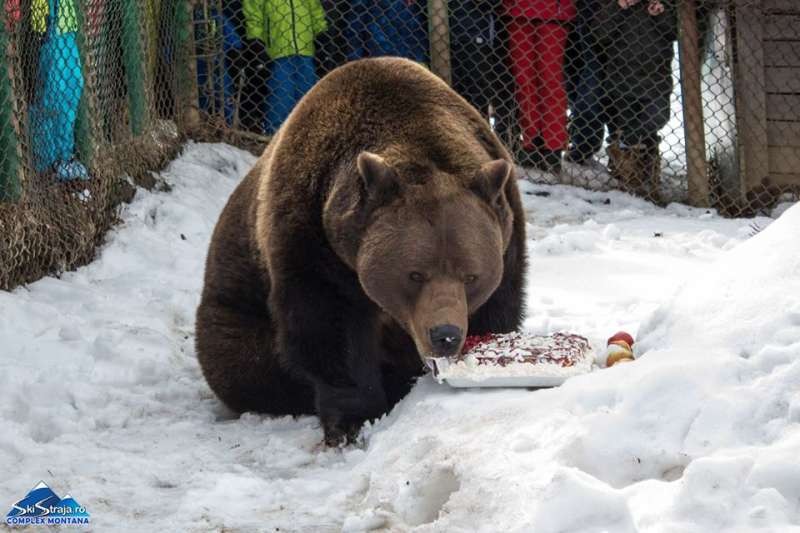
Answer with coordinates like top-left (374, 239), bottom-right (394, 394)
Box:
top-left (1, 142), bottom-right (799, 532)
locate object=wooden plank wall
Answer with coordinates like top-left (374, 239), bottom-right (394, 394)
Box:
top-left (762, 0), bottom-right (800, 187)
top-left (735, 0), bottom-right (800, 199)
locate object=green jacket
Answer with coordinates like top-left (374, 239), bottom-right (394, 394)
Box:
top-left (243, 0), bottom-right (327, 60)
top-left (32, 0), bottom-right (78, 34)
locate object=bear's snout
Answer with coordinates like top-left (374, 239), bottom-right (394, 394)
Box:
top-left (408, 278), bottom-right (468, 359)
top-left (429, 325), bottom-right (463, 356)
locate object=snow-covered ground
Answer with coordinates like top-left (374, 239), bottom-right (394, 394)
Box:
top-left (1, 143), bottom-right (798, 532)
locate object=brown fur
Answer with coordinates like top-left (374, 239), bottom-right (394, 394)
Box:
top-left (196, 58), bottom-right (527, 445)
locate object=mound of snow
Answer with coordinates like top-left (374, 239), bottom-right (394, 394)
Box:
top-left (638, 203), bottom-right (800, 357)
top-left (342, 205), bottom-right (800, 531)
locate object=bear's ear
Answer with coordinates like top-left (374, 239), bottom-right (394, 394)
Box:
top-left (471, 159), bottom-right (513, 205)
top-left (357, 151), bottom-right (400, 203)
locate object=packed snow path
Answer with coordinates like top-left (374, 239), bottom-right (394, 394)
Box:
top-left (1, 144), bottom-right (798, 532)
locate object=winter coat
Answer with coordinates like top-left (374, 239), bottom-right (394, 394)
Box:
top-left (503, 0), bottom-right (576, 22)
top-left (343, 0), bottom-right (428, 63)
top-left (242, 0), bottom-right (327, 60)
top-left (195, 6), bottom-right (243, 53)
top-left (594, 0), bottom-right (677, 100)
top-left (32, 0), bottom-right (77, 34)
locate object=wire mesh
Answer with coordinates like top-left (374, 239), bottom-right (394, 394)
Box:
top-left (0, 0), bottom-right (183, 290)
top-left (185, 0), bottom-right (800, 213)
top-left (2, 0), bottom-right (799, 290)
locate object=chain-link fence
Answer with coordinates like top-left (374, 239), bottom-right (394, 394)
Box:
top-left (2, 0), bottom-right (799, 289)
top-left (190, 0), bottom-right (799, 211)
top-left (0, 0), bottom-right (189, 289)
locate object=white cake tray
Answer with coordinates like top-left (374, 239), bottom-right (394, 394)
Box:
top-left (426, 357), bottom-right (591, 389)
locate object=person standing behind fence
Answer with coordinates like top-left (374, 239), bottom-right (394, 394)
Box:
top-left (195, 5), bottom-right (242, 126)
top-left (596, 0), bottom-right (676, 200)
top-left (30, 0), bottom-right (87, 181)
top-left (314, 0), bottom-right (348, 75)
top-left (505, 0), bottom-right (576, 175)
top-left (565, 0), bottom-right (608, 168)
top-left (243, 0), bottom-right (327, 135)
top-left (343, 0), bottom-right (428, 65)
top-left (449, 0), bottom-right (515, 143)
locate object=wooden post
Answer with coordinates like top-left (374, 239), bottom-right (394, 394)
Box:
top-left (428, 0), bottom-right (451, 85)
top-left (175, 0), bottom-right (200, 134)
top-left (122, 0), bottom-right (153, 136)
top-left (734, 0), bottom-right (769, 199)
top-left (678, 0), bottom-right (710, 206)
top-left (0, 12), bottom-right (21, 202)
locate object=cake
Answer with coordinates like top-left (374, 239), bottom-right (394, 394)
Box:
top-left (428, 332), bottom-right (595, 387)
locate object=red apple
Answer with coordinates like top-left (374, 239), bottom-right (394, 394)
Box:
top-left (608, 331), bottom-right (634, 347)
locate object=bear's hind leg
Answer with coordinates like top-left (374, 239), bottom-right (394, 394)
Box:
top-left (196, 301), bottom-right (315, 416)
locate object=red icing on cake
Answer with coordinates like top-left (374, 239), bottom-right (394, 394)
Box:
top-left (458, 332), bottom-right (591, 368)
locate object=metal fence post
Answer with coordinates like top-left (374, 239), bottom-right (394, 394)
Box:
top-left (678, 0), bottom-right (710, 206)
top-left (428, 0), bottom-right (452, 85)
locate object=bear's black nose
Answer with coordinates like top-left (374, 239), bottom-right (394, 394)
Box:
top-left (429, 325), bottom-right (463, 356)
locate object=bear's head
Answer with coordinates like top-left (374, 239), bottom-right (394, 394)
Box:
top-left (347, 151), bottom-right (514, 360)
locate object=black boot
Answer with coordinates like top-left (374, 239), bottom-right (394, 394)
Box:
top-left (539, 149), bottom-right (562, 175)
top-left (607, 142), bottom-right (661, 202)
top-left (516, 144), bottom-right (561, 175)
top-left (516, 136), bottom-right (544, 169)
top-left (516, 146), bottom-right (543, 169)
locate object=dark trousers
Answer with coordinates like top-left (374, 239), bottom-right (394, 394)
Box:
top-left (569, 43), bottom-right (673, 159)
top-left (568, 38), bottom-right (608, 162)
top-left (606, 58), bottom-right (674, 148)
top-left (451, 37), bottom-right (516, 142)
top-left (567, 0), bottom-right (607, 162)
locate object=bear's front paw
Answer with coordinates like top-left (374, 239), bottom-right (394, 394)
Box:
top-left (320, 414), bottom-right (364, 447)
top-left (316, 384), bottom-right (388, 447)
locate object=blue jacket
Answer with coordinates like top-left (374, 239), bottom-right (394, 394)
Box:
top-left (344, 0), bottom-right (428, 63)
top-left (195, 7), bottom-right (243, 54)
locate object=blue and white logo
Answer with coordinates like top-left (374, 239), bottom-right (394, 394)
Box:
top-left (5, 481), bottom-right (90, 526)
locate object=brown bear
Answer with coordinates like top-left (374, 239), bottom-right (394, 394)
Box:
top-left (196, 57), bottom-right (526, 445)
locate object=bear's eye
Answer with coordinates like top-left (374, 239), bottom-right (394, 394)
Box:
top-left (464, 274), bottom-right (479, 284)
top-left (409, 272), bottom-right (426, 283)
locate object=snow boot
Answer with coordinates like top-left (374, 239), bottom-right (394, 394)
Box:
top-left (517, 144), bottom-right (562, 175)
top-left (55, 159), bottom-right (89, 182)
top-left (607, 142), bottom-right (661, 202)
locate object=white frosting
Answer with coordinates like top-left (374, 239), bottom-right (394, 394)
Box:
top-left (431, 332), bottom-right (595, 383)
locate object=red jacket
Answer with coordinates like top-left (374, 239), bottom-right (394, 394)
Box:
top-left (503, 0), bottom-right (576, 21)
